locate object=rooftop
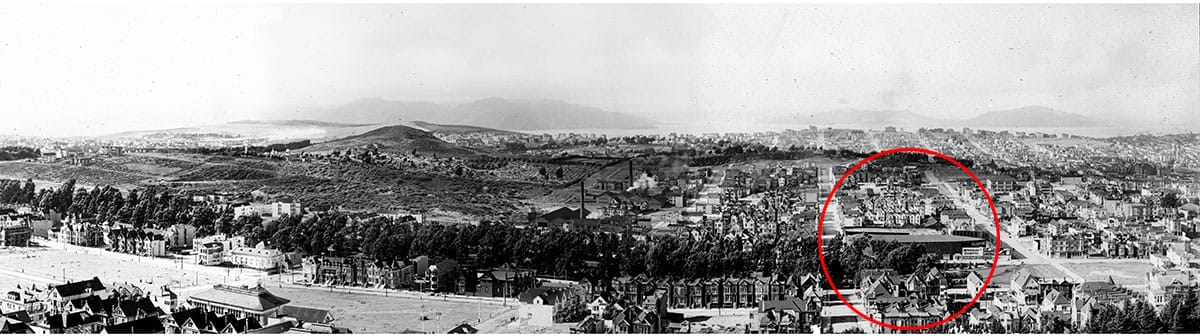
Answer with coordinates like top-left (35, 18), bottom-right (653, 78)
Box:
top-left (186, 284), bottom-right (291, 313)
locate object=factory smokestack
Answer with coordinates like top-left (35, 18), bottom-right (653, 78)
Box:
top-left (628, 160), bottom-right (634, 190)
top-left (579, 180), bottom-right (585, 220)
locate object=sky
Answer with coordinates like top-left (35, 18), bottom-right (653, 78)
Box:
top-left (0, 4), bottom-right (1196, 136)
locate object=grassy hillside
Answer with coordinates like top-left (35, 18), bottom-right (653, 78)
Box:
top-left (302, 125), bottom-right (486, 156)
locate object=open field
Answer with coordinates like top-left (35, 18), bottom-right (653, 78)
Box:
top-left (1062, 260), bottom-right (1154, 285)
top-left (0, 240), bottom-right (262, 298)
top-left (262, 284), bottom-right (508, 333)
top-left (0, 161), bottom-right (149, 188)
top-left (483, 319), bottom-right (574, 334)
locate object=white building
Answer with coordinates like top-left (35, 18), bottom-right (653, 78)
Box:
top-left (269, 202), bottom-right (302, 218)
top-left (198, 242), bottom-right (225, 266)
top-left (226, 243), bottom-right (285, 270)
top-left (197, 234), bottom-right (246, 252)
top-left (233, 205), bottom-right (258, 219)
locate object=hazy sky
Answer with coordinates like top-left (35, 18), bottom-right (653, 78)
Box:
top-left (0, 4), bottom-right (1197, 136)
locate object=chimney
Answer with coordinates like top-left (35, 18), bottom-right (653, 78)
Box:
top-left (579, 181), bottom-right (585, 220)
top-left (628, 160), bottom-right (635, 189)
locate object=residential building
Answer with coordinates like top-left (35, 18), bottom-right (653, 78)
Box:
top-left (1146, 269), bottom-right (1198, 307)
top-left (198, 242), bottom-right (225, 266)
top-left (475, 268), bottom-right (538, 298)
top-left (312, 255), bottom-right (414, 288)
top-left (50, 222), bottom-right (105, 247)
top-left (166, 307), bottom-right (267, 334)
top-left (0, 222), bottom-right (32, 247)
top-left (269, 202), bottom-right (303, 218)
top-left (226, 244), bottom-right (286, 270)
top-left (107, 228), bottom-right (167, 257)
top-left (45, 277), bottom-right (108, 314)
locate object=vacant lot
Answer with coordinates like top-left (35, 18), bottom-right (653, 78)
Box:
top-left (0, 240), bottom-right (262, 297)
top-left (1062, 260), bottom-right (1154, 285)
top-left (263, 285), bottom-right (508, 333)
top-left (0, 161), bottom-right (148, 188)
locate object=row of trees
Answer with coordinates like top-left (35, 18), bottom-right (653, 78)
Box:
top-left (0, 179), bottom-right (36, 205)
top-left (10, 179), bottom-right (230, 232)
top-left (244, 211), bottom-right (929, 286)
top-left (0, 146), bottom-right (39, 161)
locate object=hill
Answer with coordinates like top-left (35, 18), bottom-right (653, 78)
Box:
top-left (964, 106), bottom-right (1101, 128)
top-left (286, 97), bottom-right (658, 131)
top-left (301, 125), bottom-right (483, 156)
top-left (411, 121), bottom-right (525, 135)
top-left (228, 120), bottom-right (376, 128)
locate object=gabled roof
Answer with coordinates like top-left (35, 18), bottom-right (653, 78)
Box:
top-left (52, 277), bottom-right (106, 298)
top-left (2, 311), bottom-right (31, 324)
top-left (447, 323), bottom-right (479, 334)
top-left (0, 319), bottom-right (33, 334)
top-left (247, 321), bottom-right (296, 334)
top-left (113, 297), bottom-right (162, 319)
top-left (170, 307), bottom-right (211, 330)
top-left (518, 287), bottom-right (566, 305)
top-left (187, 284), bottom-right (290, 312)
top-left (217, 317), bottom-right (262, 333)
top-left (278, 305), bottom-right (334, 324)
top-left (45, 312), bottom-right (103, 330)
top-left (102, 316), bottom-right (165, 334)
top-left (1012, 269), bottom-right (1037, 288)
top-left (540, 207), bottom-right (590, 221)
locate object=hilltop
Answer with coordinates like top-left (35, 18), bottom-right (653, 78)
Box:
top-left (301, 125), bottom-right (483, 156)
top-left (411, 121), bottom-right (526, 136)
top-left (964, 106), bottom-right (1102, 128)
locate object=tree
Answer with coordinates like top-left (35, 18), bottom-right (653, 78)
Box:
top-left (21, 179), bottom-right (35, 204)
top-left (1163, 192), bottom-right (1182, 208)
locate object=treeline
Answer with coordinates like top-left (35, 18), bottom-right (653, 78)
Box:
top-left (0, 179), bottom-right (37, 205)
top-left (181, 140), bottom-right (312, 156)
top-left (24, 179), bottom-right (227, 232)
top-left (0, 146), bottom-right (39, 161)
top-left (244, 212), bottom-right (928, 285)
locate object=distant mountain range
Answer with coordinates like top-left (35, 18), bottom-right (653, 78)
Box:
top-left (103, 103), bottom-right (1112, 147)
top-left (963, 106), bottom-right (1103, 127)
top-left (410, 121), bottom-right (525, 136)
top-left (774, 105), bottom-right (1106, 129)
top-left (280, 97), bottom-right (658, 131)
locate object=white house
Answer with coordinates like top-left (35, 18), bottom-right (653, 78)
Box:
top-left (198, 242), bottom-right (225, 266)
top-left (269, 202), bottom-right (302, 218)
top-left (226, 243), bottom-right (285, 270)
top-left (233, 205), bottom-right (258, 219)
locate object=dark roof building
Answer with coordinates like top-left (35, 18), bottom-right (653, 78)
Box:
top-left (277, 305), bottom-right (334, 325)
top-left (185, 284), bottom-right (290, 325)
top-left (101, 316), bottom-right (166, 334)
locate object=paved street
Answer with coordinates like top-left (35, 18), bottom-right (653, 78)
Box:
top-left (924, 171), bottom-right (1085, 282)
